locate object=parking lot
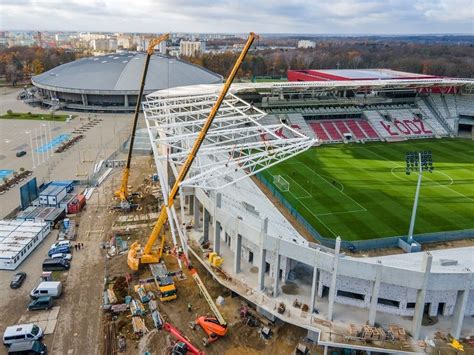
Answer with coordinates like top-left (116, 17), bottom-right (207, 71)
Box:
top-left (0, 87), bottom-right (131, 218)
top-left (0, 186), bottom-right (110, 354)
top-left (0, 229), bottom-right (58, 354)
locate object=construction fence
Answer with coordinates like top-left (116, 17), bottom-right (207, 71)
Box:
top-left (255, 173), bottom-right (474, 251)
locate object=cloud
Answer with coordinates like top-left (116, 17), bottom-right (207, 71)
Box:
top-left (0, 0), bottom-right (472, 34)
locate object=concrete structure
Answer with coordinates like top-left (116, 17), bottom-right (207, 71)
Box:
top-left (180, 41), bottom-right (206, 57)
top-left (0, 220), bottom-right (50, 270)
top-left (31, 52), bottom-right (222, 112)
top-left (145, 79), bottom-right (474, 342)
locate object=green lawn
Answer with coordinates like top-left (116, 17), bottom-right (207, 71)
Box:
top-left (261, 139), bottom-right (474, 241)
top-left (0, 112), bottom-right (69, 121)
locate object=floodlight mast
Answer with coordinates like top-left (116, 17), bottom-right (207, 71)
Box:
top-left (406, 151), bottom-right (433, 243)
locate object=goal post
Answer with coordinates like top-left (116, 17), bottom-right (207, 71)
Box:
top-left (273, 175), bottom-right (290, 192)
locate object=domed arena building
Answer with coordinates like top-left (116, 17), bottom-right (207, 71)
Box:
top-left (31, 52), bottom-right (222, 112)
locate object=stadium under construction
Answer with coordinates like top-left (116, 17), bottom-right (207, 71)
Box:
top-left (143, 69), bottom-right (474, 346)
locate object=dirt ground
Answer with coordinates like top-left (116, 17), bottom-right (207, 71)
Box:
top-left (95, 157), bottom-right (314, 354)
top-left (103, 250), bottom-right (313, 355)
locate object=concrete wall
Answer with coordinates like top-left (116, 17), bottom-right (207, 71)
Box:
top-left (191, 186), bottom-right (474, 328)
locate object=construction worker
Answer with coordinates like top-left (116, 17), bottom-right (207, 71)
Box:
top-left (187, 303), bottom-right (192, 312)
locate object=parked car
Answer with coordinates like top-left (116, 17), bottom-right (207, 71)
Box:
top-left (27, 296), bottom-right (53, 311)
top-left (50, 253), bottom-right (72, 261)
top-left (15, 151), bottom-right (27, 158)
top-left (49, 241), bottom-right (71, 250)
top-left (8, 340), bottom-right (47, 354)
top-left (42, 258), bottom-right (70, 272)
top-left (47, 246), bottom-right (70, 257)
top-left (10, 272), bottom-right (27, 289)
top-left (30, 281), bottom-right (62, 299)
top-left (3, 324), bottom-right (43, 346)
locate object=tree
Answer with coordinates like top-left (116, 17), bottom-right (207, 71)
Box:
top-left (32, 58), bottom-right (45, 75)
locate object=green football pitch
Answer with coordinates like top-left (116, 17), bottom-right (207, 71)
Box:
top-left (261, 138), bottom-right (474, 241)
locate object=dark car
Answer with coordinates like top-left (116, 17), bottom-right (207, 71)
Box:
top-left (27, 296), bottom-right (53, 311)
top-left (42, 258), bottom-right (70, 271)
top-left (16, 151), bottom-right (27, 157)
top-left (10, 272), bottom-right (27, 289)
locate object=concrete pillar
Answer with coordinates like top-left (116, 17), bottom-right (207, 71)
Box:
top-left (188, 194), bottom-right (194, 215)
top-left (193, 195), bottom-right (200, 228)
top-left (233, 234), bottom-right (242, 274)
top-left (368, 260), bottom-right (382, 326)
top-left (273, 253), bottom-right (281, 297)
top-left (310, 265), bottom-right (319, 313)
top-left (124, 94), bottom-right (129, 108)
top-left (451, 270), bottom-right (472, 339)
top-left (81, 94), bottom-right (88, 106)
top-left (411, 252), bottom-right (433, 340)
top-left (214, 221), bottom-right (221, 254)
top-left (327, 236), bottom-right (341, 321)
top-left (258, 246), bottom-right (267, 291)
top-left (213, 193), bottom-right (222, 254)
top-left (203, 209), bottom-right (210, 242)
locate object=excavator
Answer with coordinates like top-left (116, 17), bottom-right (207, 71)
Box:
top-left (127, 32), bottom-right (257, 270)
top-left (115, 33), bottom-right (170, 210)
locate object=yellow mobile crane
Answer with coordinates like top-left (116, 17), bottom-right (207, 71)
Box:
top-left (115, 33), bottom-right (170, 210)
top-left (127, 32), bottom-right (257, 270)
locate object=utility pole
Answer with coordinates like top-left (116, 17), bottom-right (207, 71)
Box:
top-left (26, 131), bottom-right (35, 169)
top-left (405, 151), bottom-right (434, 243)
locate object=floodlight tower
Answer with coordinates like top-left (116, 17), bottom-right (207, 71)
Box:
top-left (405, 151), bottom-right (434, 242)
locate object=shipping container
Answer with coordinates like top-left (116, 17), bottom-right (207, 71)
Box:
top-left (50, 180), bottom-right (74, 193)
top-left (59, 193), bottom-right (77, 213)
top-left (39, 185), bottom-right (67, 207)
top-left (77, 194), bottom-right (86, 208)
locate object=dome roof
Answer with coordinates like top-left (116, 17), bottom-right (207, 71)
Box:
top-left (32, 52), bottom-right (222, 94)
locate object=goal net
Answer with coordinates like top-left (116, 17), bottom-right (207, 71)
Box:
top-left (273, 175), bottom-right (289, 192)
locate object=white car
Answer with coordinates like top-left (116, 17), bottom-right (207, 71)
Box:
top-left (50, 253), bottom-right (72, 261)
top-left (50, 240), bottom-right (71, 250)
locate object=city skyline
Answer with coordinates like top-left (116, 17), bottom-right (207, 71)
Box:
top-left (1, 0), bottom-right (473, 35)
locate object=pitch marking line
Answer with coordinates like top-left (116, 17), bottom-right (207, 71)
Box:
top-left (362, 146), bottom-right (474, 203)
top-left (315, 209), bottom-right (366, 217)
top-left (293, 162), bottom-right (368, 212)
top-left (390, 166), bottom-right (454, 187)
top-left (285, 175), bottom-right (311, 199)
top-left (285, 188), bottom-right (339, 237)
top-left (282, 162), bottom-right (367, 218)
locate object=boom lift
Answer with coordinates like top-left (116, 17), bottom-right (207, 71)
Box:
top-left (115, 33), bottom-right (170, 210)
top-left (127, 32), bottom-right (257, 270)
top-left (191, 269), bottom-right (227, 345)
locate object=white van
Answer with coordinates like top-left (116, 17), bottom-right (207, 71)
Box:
top-left (30, 281), bottom-right (62, 299)
top-left (3, 323), bottom-right (43, 346)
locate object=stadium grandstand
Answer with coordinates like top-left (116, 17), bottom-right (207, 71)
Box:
top-left (143, 71), bottom-right (474, 345)
top-left (271, 69), bottom-right (474, 141)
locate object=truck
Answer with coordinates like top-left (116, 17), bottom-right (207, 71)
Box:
top-left (149, 263), bottom-right (177, 302)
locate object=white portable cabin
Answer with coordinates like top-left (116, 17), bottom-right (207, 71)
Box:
top-left (0, 220), bottom-right (50, 270)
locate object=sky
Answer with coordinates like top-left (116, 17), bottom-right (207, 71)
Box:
top-left (0, 0), bottom-right (473, 35)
